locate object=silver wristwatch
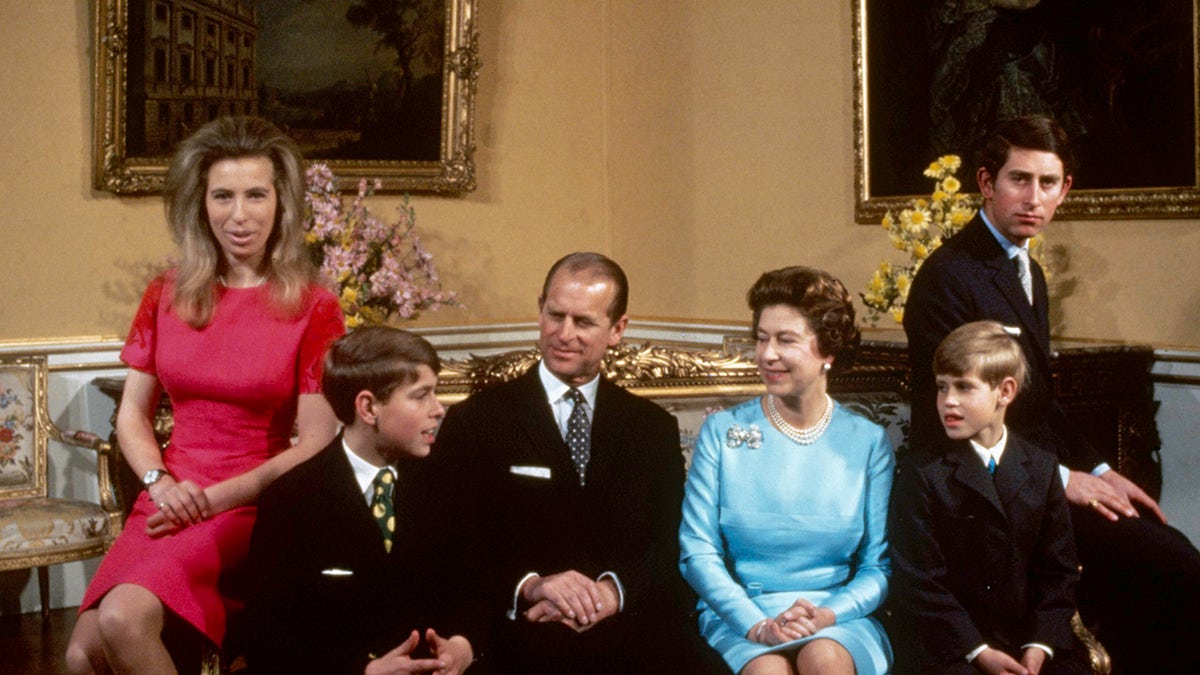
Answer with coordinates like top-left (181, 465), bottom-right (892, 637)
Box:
top-left (141, 468), bottom-right (171, 490)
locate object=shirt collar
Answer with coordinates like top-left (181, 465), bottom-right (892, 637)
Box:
top-left (969, 425), bottom-right (1009, 469)
top-left (980, 209), bottom-right (1027, 260)
top-left (342, 437), bottom-right (393, 501)
top-left (538, 360), bottom-right (600, 408)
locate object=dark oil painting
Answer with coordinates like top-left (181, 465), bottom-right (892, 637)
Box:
top-left (865, 0), bottom-right (1197, 197)
top-left (124, 0), bottom-right (445, 162)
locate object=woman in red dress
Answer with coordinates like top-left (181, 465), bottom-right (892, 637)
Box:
top-left (66, 117), bottom-right (345, 674)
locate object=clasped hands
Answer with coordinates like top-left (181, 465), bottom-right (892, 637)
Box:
top-left (365, 629), bottom-right (473, 675)
top-left (746, 598), bottom-right (834, 646)
top-left (144, 477), bottom-right (212, 537)
top-left (521, 570), bottom-right (619, 633)
top-left (973, 645), bottom-right (1046, 675)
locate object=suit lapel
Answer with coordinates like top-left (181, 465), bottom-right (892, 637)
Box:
top-left (337, 445), bottom-right (397, 556)
top-left (586, 377), bottom-right (625, 489)
top-left (965, 218), bottom-right (1053, 369)
top-left (993, 438), bottom-right (1031, 523)
top-left (510, 368), bottom-right (579, 485)
top-left (946, 443), bottom-right (1006, 518)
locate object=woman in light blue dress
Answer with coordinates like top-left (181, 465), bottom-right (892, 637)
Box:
top-left (680, 266), bottom-right (894, 675)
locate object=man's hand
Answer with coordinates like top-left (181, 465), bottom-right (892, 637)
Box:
top-left (425, 629), bottom-right (473, 674)
top-left (520, 570), bottom-right (605, 627)
top-left (1066, 469), bottom-right (1165, 523)
top-left (524, 576), bottom-right (620, 632)
top-left (364, 630), bottom-right (446, 675)
top-left (1019, 647), bottom-right (1047, 675)
top-left (1100, 469), bottom-right (1166, 523)
top-left (974, 647), bottom-right (1029, 675)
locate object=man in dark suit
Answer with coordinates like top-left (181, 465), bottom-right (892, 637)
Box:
top-left (903, 116), bottom-right (1200, 674)
top-left (425, 252), bottom-right (705, 674)
top-left (245, 326), bottom-right (478, 675)
top-left (891, 321), bottom-right (1087, 675)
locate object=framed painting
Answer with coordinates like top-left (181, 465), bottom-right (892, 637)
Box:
top-left (93, 0), bottom-right (479, 195)
top-left (853, 0), bottom-right (1200, 222)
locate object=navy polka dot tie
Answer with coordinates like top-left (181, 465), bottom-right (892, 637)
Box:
top-left (565, 388), bottom-right (591, 486)
top-left (370, 469), bottom-right (395, 553)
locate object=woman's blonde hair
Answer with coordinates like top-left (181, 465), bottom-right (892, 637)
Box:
top-left (164, 116), bottom-right (313, 327)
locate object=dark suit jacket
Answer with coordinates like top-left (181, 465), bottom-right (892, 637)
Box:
top-left (890, 433), bottom-right (1079, 669)
top-left (903, 215), bottom-right (1101, 471)
top-left (424, 366), bottom-right (692, 673)
top-left (245, 437), bottom-right (480, 674)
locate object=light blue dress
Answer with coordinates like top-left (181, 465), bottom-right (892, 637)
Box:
top-left (679, 398), bottom-right (895, 674)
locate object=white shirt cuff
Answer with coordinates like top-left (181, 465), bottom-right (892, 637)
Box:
top-left (966, 644), bottom-right (989, 663)
top-left (1023, 642), bottom-right (1055, 659)
top-left (1091, 462), bottom-right (1112, 477)
top-left (597, 571), bottom-right (625, 612)
top-left (507, 572), bottom-right (539, 620)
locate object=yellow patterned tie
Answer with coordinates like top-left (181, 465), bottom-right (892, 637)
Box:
top-left (370, 469), bottom-right (395, 553)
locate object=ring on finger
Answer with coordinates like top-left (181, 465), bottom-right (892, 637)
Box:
top-left (1088, 499), bottom-right (1099, 508)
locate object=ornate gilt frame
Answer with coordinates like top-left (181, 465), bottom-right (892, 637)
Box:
top-left (93, 0), bottom-right (479, 195)
top-left (852, 0), bottom-right (1200, 223)
top-left (435, 340), bottom-right (910, 405)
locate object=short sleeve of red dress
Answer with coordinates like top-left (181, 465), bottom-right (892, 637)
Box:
top-left (297, 286), bottom-right (345, 393)
top-left (120, 274), bottom-right (168, 374)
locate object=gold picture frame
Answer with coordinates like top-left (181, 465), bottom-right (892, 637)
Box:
top-left (853, 0), bottom-right (1200, 223)
top-left (93, 0), bottom-right (479, 195)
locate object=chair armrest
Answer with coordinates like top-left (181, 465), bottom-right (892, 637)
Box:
top-left (1072, 610), bottom-right (1111, 675)
top-left (47, 424), bottom-right (125, 539)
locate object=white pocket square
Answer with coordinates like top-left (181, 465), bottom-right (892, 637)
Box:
top-left (1002, 324), bottom-right (1022, 337)
top-left (321, 568), bottom-right (354, 577)
top-left (510, 465), bottom-right (552, 479)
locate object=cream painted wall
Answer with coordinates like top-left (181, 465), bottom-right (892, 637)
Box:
top-left (2, 1), bottom-right (1199, 348)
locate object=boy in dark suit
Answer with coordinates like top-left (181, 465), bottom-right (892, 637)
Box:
top-left (891, 321), bottom-right (1087, 675)
top-left (245, 326), bottom-right (477, 674)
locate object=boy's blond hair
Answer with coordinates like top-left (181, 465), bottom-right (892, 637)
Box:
top-left (932, 320), bottom-right (1028, 391)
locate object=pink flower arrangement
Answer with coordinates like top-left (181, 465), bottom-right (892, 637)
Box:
top-left (304, 163), bottom-right (458, 327)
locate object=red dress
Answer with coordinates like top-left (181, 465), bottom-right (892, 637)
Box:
top-left (80, 273), bottom-right (344, 646)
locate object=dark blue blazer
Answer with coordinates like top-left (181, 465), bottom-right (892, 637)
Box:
top-left (890, 432), bottom-right (1079, 668)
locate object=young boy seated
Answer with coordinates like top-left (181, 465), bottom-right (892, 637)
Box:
top-left (889, 321), bottom-right (1087, 675)
top-left (245, 325), bottom-right (478, 674)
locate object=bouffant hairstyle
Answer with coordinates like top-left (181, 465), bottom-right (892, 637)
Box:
top-left (322, 326), bottom-right (442, 426)
top-left (164, 116), bottom-right (312, 327)
top-left (747, 266), bottom-right (860, 374)
top-left (933, 320), bottom-right (1029, 393)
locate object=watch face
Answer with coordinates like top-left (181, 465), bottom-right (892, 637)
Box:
top-left (142, 469), bottom-right (165, 486)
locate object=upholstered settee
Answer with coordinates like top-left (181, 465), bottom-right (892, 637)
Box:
top-left (436, 339), bottom-right (1110, 675)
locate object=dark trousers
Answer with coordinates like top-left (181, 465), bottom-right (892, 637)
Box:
top-left (1073, 505), bottom-right (1200, 675)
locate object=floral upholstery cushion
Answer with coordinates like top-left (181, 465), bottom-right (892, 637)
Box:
top-left (0, 369), bottom-right (38, 494)
top-left (0, 497), bottom-right (110, 565)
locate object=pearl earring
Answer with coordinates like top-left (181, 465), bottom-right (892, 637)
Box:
top-left (823, 362), bottom-right (832, 373)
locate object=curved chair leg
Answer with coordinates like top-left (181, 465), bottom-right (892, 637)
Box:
top-left (37, 566), bottom-right (50, 624)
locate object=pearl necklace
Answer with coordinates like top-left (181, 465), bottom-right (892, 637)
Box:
top-left (218, 274), bottom-right (267, 288)
top-left (766, 393), bottom-right (833, 445)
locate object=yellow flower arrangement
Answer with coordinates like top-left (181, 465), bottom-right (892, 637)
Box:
top-left (861, 155), bottom-right (1048, 325)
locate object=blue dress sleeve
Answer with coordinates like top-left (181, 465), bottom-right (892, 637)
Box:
top-left (822, 425), bottom-right (894, 622)
top-left (679, 412), bottom-right (766, 638)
